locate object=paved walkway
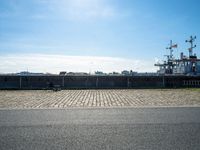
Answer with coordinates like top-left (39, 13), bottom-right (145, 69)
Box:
top-left (0, 89), bottom-right (200, 108)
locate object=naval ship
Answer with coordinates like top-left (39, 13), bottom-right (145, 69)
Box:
top-left (155, 36), bottom-right (200, 76)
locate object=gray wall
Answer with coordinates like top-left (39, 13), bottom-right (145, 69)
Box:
top-left (0, 75), bottom-right (200, 89)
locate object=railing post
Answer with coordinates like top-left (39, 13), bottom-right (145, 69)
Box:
top-left (162, 76), bottom-right (165, 88)
top-left (96, 76), bottom-right (98, 88)
top-left (127, 77), bottom-right (130, 88)
top-left (19, 76), bottom-right (22, 89)
top-left (62, 76), bottom-right (65, 88)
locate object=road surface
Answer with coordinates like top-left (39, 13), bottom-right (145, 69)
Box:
top-left (0, 107), bottom-right (200, 150)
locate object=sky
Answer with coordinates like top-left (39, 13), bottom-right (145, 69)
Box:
top-left (0, 0), bottom-right (200, 73)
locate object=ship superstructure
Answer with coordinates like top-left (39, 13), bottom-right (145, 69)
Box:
top-left (155, 36), bottom-right (200, 75)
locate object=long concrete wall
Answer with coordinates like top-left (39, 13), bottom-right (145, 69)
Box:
top-left (0, 75), bottom-right (200, 89)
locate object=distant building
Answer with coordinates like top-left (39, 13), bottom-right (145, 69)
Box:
top-left (16, 71), bottom-right (44, 76)
top-left (121, 70), bottom-right (130, 76)
top-left (95, 71), bottom-right (106, 75)
top-left (108, 72), bottom-right (120, 75)
top-left (121, 70), bottom-right (138, 76)
top-left (59, 71), bottom-right (67, 76)
top-left (67, 72), bottom-right (88, 76)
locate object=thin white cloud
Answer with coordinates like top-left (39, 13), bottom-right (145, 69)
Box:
top-left (36, 0), bottom-right (116, 21)
top-left (66, 0), bottom-right (115, 19)
top-left (0, 54), bottom-right (156, 74)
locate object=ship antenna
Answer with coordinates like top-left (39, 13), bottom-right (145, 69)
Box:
top-left (166, 40), bottom-right (177, 60)
top-left (185, 35), bottom-right (196, 57)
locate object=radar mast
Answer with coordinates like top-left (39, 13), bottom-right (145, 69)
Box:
top-left (186, 36), bottom-right (196, 57)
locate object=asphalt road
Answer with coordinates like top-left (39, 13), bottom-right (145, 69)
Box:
top-left (0, 107), bottom-right (200, 150)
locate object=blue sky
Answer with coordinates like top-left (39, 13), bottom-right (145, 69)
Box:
top-left (0, 0), bottom-right (200, 73)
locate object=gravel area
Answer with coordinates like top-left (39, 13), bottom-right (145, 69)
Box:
top-left (0, 89), bottom-right (200, 108)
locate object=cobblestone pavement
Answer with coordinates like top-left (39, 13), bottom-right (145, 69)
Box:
top-left (0, 89), bottom-right (200, 108)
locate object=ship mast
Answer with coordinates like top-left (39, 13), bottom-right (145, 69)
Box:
top-left (186, 36), bottom-right (196, 57)
top-left (166, 40), bottom-right (177, 60)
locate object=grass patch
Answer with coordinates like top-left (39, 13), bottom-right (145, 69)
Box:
top-left (184, 88), bottom-right (200, 92)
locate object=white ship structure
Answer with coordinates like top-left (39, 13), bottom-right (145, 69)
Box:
top-left (155, 36), bottom-right (200, 76)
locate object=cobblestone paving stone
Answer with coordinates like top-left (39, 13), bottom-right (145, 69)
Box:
top-left (0, 89), bottom-right (200, 108)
